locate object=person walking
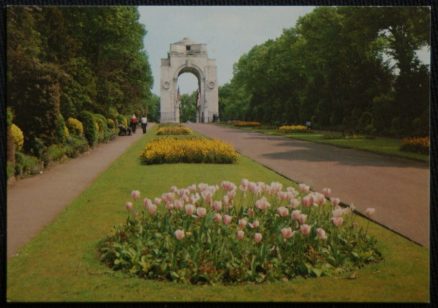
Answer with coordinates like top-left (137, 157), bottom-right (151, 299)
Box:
top-left (141, 115), bottom-right (148, 134)
top-left (130, 114), bottom-right (138, 133)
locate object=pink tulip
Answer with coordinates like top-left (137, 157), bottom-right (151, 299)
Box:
top-left (248, 182), bottom-right (258, 193)
top-left (254, 233), bottom-right (263, 243)
top-left (196, 207), bottom-right (207, 217)
top-left (331, 197), bottom-right (341, 207)
top-left (147, 203), bottom-right (157, 216)
top-left (302, 195), bottom-right (313, 207)
top-left (291, 210), bottom-right (302, 221)
top-left (238, 218), bottom-right (248, 229)
top-left (241, 178), bottom-right (249, 188)
top-left (270, 182), bottom-right (283, 194)
top-left (290, 199), bottom-right (300, 209)
top-left (170, 185), bottom-right (178, 193)
top-left (316, 228), bottom-right (327, 240)
top-left (131, 190), bottom-right (140, 200)
top-left (237, 230), bottom-right (245, 240)
top-left (154, 197), bottom-right (162, 205)
top-left (185, 204), bottom-right (195, 216)
top-left (125, 201), bottom-right (133, 211)
top-left (298, 214), bottom-right (307, 225)
top-left (300, 224), bottom-right (311, 236)
top-left (212, 200), bottom-right (222, 212)
top-left (277, 191), bottom-right (289, 201)
top-left (144, 198), bottom-right (153, 208)
top-left (227, 190), bottom-right (236, 201)
top-left (221, 181), bottom-right (234, 191)
top-left (223, 215), bottom-right (232, 225)
top-left (365, 208), bottom-right (376, 217)
top-left (331, 216), bottom-right (344, 227)
top-left (188, 184), bottom-right (197, 192)
top-left (322, 188), bottom-right (332, 197)
top-left (174, 229), bottom-right (185, 240)
top-left (213, 213), bottom-right (222, 223)
top-left (299, 183), bottom-right (310, 193)
top-left (249, 219), bottom-right (260, 228)
top-left (174, 199), bottom-right (184, 210)
top-left (255, 197), bottom-right (271, 211)
top-left (247, 208), bottom-right (255, 217)
top-left (313, 192), bottom-right (325, 206)
top-left (165, 202), bottom-right (174, 210)
top-left (277, 206), bottom-right (289, 217)
top-left (287, 186), bottom-right (297, 194)
top-left (281, 227), bottom-right (294, 239)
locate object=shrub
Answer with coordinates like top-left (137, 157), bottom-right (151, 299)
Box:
top-left (47, 144), bottom-right (68, 162)
top-left (10, 123), bottom-right (24, 151)
top-left (55, 115), bottom-right (68, 144)
top-left (65, 135), bottom-right (89, 158)
top-left (27, 137), bottom-right (47, 162)
top-left (278, 125), bottom-right (309, 134)
top-left (116, 114), bottom-right (128, 127)
top-left (15, 152), bottom-right (42, 176)
top-left (79, 111), bottom-right (98, 146)
top-left (400, 137), bottom-right (429, 154)
top-left (107, 118), bottom-right (115, 131)
top-left (99, 180), bottom-right (382, 284)
top-left (156, 126), bottom-right (192, 135)
top-left (232, 121), bottom-right (261, 127)
top-left (93, 114), bottom-right (108, 143)
top-left (67, 117), bottom-right (84, 136)
top-left (141, 137), bottom-right (239, 164)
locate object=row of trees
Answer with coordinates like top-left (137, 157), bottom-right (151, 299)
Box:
top-left (7, 6), bottom-right (156, 177)
top-left (219, 7), bottom-right (430, 137)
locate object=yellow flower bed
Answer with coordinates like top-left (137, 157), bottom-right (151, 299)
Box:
top-left (156, 126), bottom-right (192, 135)
top-left (232, 121), bottom-right (261, 127)
top-left (400, 136), bottom-right (429, 154)
top-left (11, 123), bottom-right (24, 151)
top-left (141, 137), bottom-right (239, 164)
top-left (278, 125), bottom-right (309, 133)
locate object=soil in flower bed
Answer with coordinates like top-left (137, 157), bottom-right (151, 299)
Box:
top-left (98, 179), bottom-right (382, 284)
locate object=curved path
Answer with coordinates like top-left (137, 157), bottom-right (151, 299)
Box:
top-left (7, 126), bottom-right (152, 258)
top-left (188, 123), bottom-right (429, 247)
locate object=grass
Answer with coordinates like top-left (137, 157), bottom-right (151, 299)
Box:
top-left (7, 127), bottom-right (429, 302)
top-left (220, 124), bottom-right (429, 163)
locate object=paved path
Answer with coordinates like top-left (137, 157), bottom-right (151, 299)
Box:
top-left (7, 126), bottom-right (151, 258)
top-left (188, 123), bottom-right (429, 247)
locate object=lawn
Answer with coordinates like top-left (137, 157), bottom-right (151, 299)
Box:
top-left (221, 124), bottom-right (429, 163)
top-left (7, 127), bottom-right (429, 302)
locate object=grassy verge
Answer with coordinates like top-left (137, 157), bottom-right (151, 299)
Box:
top-left (219, 124), bottom-right (428, 163)
top-left (7, 127), bottom-right (429, 302)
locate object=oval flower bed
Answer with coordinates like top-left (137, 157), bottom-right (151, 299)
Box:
top-left (98, 180), bottom-right (382, 284)
top-left (231, 121), bottom-right (261, 127)
top-left (140, 137), bottom-right (239, 164)
top-left (156, 125), bottom-right (192, 135)
top-left (278, 125), bottom-right (310, 133)
top-left (400, 136), bottom-right (429, 154)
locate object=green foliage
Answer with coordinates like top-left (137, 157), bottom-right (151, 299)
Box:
top-left (220, 7), bottom-right (429, 137)
top-left (47, 144), bottom-right (68, 162)
top-left (15, 151), bottom-right (42, 176)
top-left (116, 114), bottom-right (128, 127)
top-left (7, 161), bottom-right (15, 179)
top-left (65, 135), bottom-right (89, 158)
top-left (7, 107), bottom-right (14, 127)
top-left (79, 111), bottom-right (98, 146)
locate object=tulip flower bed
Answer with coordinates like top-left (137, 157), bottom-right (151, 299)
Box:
top-left (140, 137), bottom-right (239, 164)
top-left (400, 136), bottom-right (429, 154)
top-left (156, 125), bottom-right (192, 135)
top-left (231, 121), bottom-right (261, 127)
top-left (98, 180), bottom-right (382, 284)
top-left (278, 125), bottom-right (310, 133)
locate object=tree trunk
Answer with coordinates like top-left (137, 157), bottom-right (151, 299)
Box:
top-left (7, 127), bottom-right (16, 164)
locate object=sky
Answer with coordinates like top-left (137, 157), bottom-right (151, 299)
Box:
top-left (138, 6), bottom-right (430, 96)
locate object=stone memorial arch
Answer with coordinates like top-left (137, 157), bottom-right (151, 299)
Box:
top-left (160, 37), bottom-right (218, 123)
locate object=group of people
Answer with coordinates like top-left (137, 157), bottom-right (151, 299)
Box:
top-left (129, 114), bottom-right (148, 134)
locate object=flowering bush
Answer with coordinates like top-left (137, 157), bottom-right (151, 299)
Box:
top-left (67, 117), bottom-right (84, 137)
top-left (141, 137), bottom-right (239, 164)
top-left (99, 180), bottom-right (382, 284)
top-left (400, 137), bottom-right (429, 154)
top-left (232, 121), bottom-right (261, 127)
top-left (10, 123), bottom-right (24, 151)
top-left (278, 125), bottom-right (309, 133)
top-left (156, 126), bottom-right (192, 135)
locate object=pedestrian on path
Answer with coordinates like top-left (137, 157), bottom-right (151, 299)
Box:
top-left (130, 114), bottom-right (138, 134)
top-left (141, 115), bottom-right (148, 134)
